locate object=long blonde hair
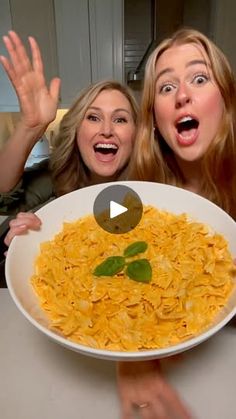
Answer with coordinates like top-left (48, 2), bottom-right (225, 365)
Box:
top-left (130, 28), bottom-right (236, 218)
top-left (51, 80), bottom-right (138, 196)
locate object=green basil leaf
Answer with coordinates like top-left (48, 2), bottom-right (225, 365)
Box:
top-left (123, 241), bottom-right (148, 258)
top-left (126, 259), bottom-right (152, 283)
top-left (93, 256), bottom-right (125, 276)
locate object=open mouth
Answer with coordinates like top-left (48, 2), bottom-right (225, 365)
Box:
top-left (176, 116), bottom-right (199, 135)
top-left (94, 143), bottom-right (118, 155)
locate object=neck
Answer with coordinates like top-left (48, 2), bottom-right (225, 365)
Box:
top-left (87, 173), bottom-right (117, 186)
top-left (175, 156), bottom-right (202, 194)
top-left (87, 165), bottom-right (129, 186)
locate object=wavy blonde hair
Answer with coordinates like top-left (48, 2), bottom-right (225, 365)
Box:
top-left (130, 28), bottom-right (236, 218)
top-left (50, 80), bottom-right (138, 196)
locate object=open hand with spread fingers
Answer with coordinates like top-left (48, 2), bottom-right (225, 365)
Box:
top-left (0, 30), bottom-right (60, 133)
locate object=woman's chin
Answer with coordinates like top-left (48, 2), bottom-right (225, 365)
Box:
top-left (175, 146), bottom-right (204, 163)
top-left (89, 153), bottom-right (128, 180)
top-left (89, 165), bottom-right (119, 182)
top-left (95, 168), bottom-right (118, 179)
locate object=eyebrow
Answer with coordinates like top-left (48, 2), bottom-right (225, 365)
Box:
top-left (87, 106), bottom-right (131, 114)
top-left (156, 59), bottom-right (208, 81)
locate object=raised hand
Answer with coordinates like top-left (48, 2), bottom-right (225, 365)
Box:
top-left (4, 212), bottom-right (42, 248)
top-left (0, 31), bottom-right (61, 193)
top-left (0, 30), bottom-right (61, 131)
top-left (117, 360), bottom-right (192, 419)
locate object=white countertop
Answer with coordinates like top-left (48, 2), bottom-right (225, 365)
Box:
top-left (1, 289), bottom-right (236, 419)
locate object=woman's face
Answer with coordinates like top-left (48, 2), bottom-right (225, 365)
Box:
top-left (77, 89), bottom-right (136, 178)
top-left (154, 43), bottom-right (224, 162)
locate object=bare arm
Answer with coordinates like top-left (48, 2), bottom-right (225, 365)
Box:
top-left (0, 31), bottom-right (60, 193)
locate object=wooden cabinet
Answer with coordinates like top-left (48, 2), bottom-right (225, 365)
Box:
top-left (0, 0), bottom-right (123, 111)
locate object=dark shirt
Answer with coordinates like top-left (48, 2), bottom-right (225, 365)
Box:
top-left (0, 159), bottom-right (54, 215)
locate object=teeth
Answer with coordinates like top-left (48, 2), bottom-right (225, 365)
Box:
top-left (178, 116), bottom-right (193, 123)
top-left (95, 143), bottom-right (118, 149)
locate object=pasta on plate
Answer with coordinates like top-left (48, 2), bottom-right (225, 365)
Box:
top-left (31, 205), bottom-right (236, 351)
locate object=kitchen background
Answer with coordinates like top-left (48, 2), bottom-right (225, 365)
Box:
top-left (0, 0), bottom-right (235, 159)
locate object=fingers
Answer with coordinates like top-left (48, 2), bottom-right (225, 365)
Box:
top-left (28, 35), bottom-right (43, 73)
top-left (49, 77), bottom-right (61, 102)
top-left (132, 397), bottom-right (191, 419)
top-left (117, 360), bottom-right (192, 419)
top-left (14, 212), bottom-right (41, 222)
top-left (0, 31), bottom-right (32, 92)
top-left (3, 30), bottom-right (31, 74)
top-left (129, 398), bottom-right (190, 419)
top-left (0, 54), bottom-right (15, 85)
top-left (139, 401), bottom-right (166, 419)
top-left (10, 212), bottom-right (42, 229)
top-left (1, 30), bottom-right (59, 105)
top-left (4, 212), bottom-right (42, 247)
top-left (156, 379), bottom-right (192, 419)
top-left (4, 224), bottom-right (29, 247)
top-left (1, 31), bottom-right (46, 89)
top-left (133, 393), bottom-right (191, 419)
top-left (121, 405), bottom-right (133, 419)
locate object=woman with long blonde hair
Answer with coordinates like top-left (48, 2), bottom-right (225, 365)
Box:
top-left (0, 31), bottom-right (60, 194)
top-left (51, 79), bottom-right (138, 197)
top-left (130, 27), bottom-right (236, 219)
top-left (118, 28), bottom-right (236, 418)
top-left (4, 78), bottom-right (138, 236)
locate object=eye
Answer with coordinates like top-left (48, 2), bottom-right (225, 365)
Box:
top-left (192, 74), bottom-right (209, 85)
top-left (114, 117), bottom-right (128, 123)
top-left (159, 83), bottom-right (175, 94)
top-left (86, 114), bottom-right (100, 122)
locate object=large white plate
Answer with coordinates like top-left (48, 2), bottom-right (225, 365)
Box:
top-left (5, 181), bottom-right (236, 361)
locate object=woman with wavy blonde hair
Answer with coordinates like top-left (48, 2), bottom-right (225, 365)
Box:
top-left (0, 78), bottom-right (138, 216)
top-left (130, 27), bottom-right (236, 219)
top-left (118, 28), bottom-right (236, 419)
top-left (4, 78), bottom-right (138, 235)
top-left (51, 80), bottom-right (138, 196)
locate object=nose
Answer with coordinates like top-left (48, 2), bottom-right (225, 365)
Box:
top-left (100, 119), bottom-right (113, 138)
top-left (175, 84), bottom-right (191, 109)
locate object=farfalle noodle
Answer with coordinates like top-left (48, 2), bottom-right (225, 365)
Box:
top-left (31, 206), bottom-right (236, 351)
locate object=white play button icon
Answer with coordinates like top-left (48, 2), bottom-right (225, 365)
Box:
top-left (110, 200), bottom-right (128, 219)
top-left (93, 184), bottom-right (143, 234)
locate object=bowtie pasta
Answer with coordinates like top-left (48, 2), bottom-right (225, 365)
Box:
top-left (31, 206), bottom-right (236, 351)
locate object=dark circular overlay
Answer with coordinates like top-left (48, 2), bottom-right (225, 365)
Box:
top-left (93, 184), bottom-right (143, 234)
